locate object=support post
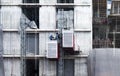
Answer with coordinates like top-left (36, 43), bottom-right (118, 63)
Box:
top-left (0, 24), bottom-right (5, 76)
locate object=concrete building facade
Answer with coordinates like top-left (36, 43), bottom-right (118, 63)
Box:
top-left (0, 0), bottom-right (92, 76)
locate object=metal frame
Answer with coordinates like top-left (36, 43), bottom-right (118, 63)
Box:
top-left (0, 25), bottom-right (5, 76)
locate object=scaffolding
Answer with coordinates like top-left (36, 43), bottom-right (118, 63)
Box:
top-left (0, 24), bottom-right (4, 76)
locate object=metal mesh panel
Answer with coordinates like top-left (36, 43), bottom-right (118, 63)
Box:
top-left (63, 30), bottom-right (73, 48)
top-left (88, 48), bottom-right (120, 76)
top-left (63, 33), bottom-right (72, 47)
top-left (26, 33), bottom-right (39, 55)
top-left (47, 41), bottom-right (58, 58)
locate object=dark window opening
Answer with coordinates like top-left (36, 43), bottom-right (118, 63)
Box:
top-left (93, 0), bottom-right (107, 17)
top-left (111, 2), bottom-right (120, 14)
top-left (64, 59), bottom-right (74, 76)
top-left (57, 59), bottom-right (74, 76)
top-left (57, 0), bottom-right (74, 3)
top-left (107, 16), bottom-right (120, 48)
top-left (92, 0), bottom-right (112, 48)
top-left (22, 7), bottom-right (39, 54)
top-left (26, 59), bottom-right (39, 76)
top-left (56, 8), bottom-right (74, 29)
top-left (22, 7), bottom-right (39, 28)
top-left (26, 33), bottom-right (39, 55)
top-left (23, 0), bottom-right (39, 3)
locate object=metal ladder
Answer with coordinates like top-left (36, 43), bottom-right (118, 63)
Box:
top-left (20, 28), bottom-right (26, 76)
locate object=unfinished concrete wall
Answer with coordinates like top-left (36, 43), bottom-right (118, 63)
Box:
top-left (74, 0), bottom-right (92, 76)
top-left (75, 32), bottom-right (92, 54)
top-left (39, 6), bottom-right (56, 29)
top-left (40, 0), bottom-right (56, 4)
top-left (75, 58), bottom-right (88, 76)
top-left (39, 1), bottom-right (57, 75)
top-left (0, 0), bottom-right (22, 76)
top-left (74, 1), bottom-right (92, 54)
top-left (0, 5), bottom-right (21, 55)
top-left (0, 7), bottom-right (22, 29)
top-left (39, 5), bottom-right (56, 55)
top-left (4, 58), bottom-right (20, 76)
top-left (39, 32), bottom-right (57, 76)
top-left (3, 32), bottom-right (20, 55)
top-left (74, 6), bottom-right (92, 30)
top-left (1, 0), bottom-right (22, 4)
top-left (39, 0), bottom-right (92, 75)
top-left (39, 58), bottom-right (56, 76)
top-left (74, 0), bottom-right (91, 5)
top-left (0, 0), bottom-right (92, 76)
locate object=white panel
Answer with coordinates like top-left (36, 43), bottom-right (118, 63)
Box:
top-left (74, 0), bottom-right (91, 5)
top-left (1, 0), bottom-right (22, 4)
top-left (39, 59), bottom-right (56, 76)
top-left (4, 59), bottom-right (20, 76)
top-left (62, 30), bottom-right (74, 48)
top-left (75, 58), bottom-right (88, 76)
top-left (0, 6), bottom-right (22, 29)
top-left (39, 6), bottom-right (56, 29)
top-left (47, 41), bottom-right (58, 58)
top-left (3, 32), bottom-right (20, 55)
top-left (74, 6), bottom-right (92, 30)
top-left (40, 0), bottom-right (56, 4)
top-left (74, 32), bottom-right (92, 54)
top-left (39, 33), bottom-right (46, 55)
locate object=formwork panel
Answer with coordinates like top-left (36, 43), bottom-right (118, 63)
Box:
top-left (1, 0), bottom-right (22, 4)
top-left (74, 0), bottom-right (91, 5)
top-left (40, 0), bottom-right (56, 4)
top-left (75, 58), bottom-right (88, 76)
top-left (3, 32), bottom-right (20, 55)
top-left (74, 6), bottom-right (92, 30)
top-left (39, 6), bottom-right (56, 29)
top-left (4, 58), bottom-right (20, 76)
top-left (39, 58), bottom-right (56, 76)
top-left (74, 32), bottom-right (92, 54)
top-left (0, 6), bottom-right (22, 29)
